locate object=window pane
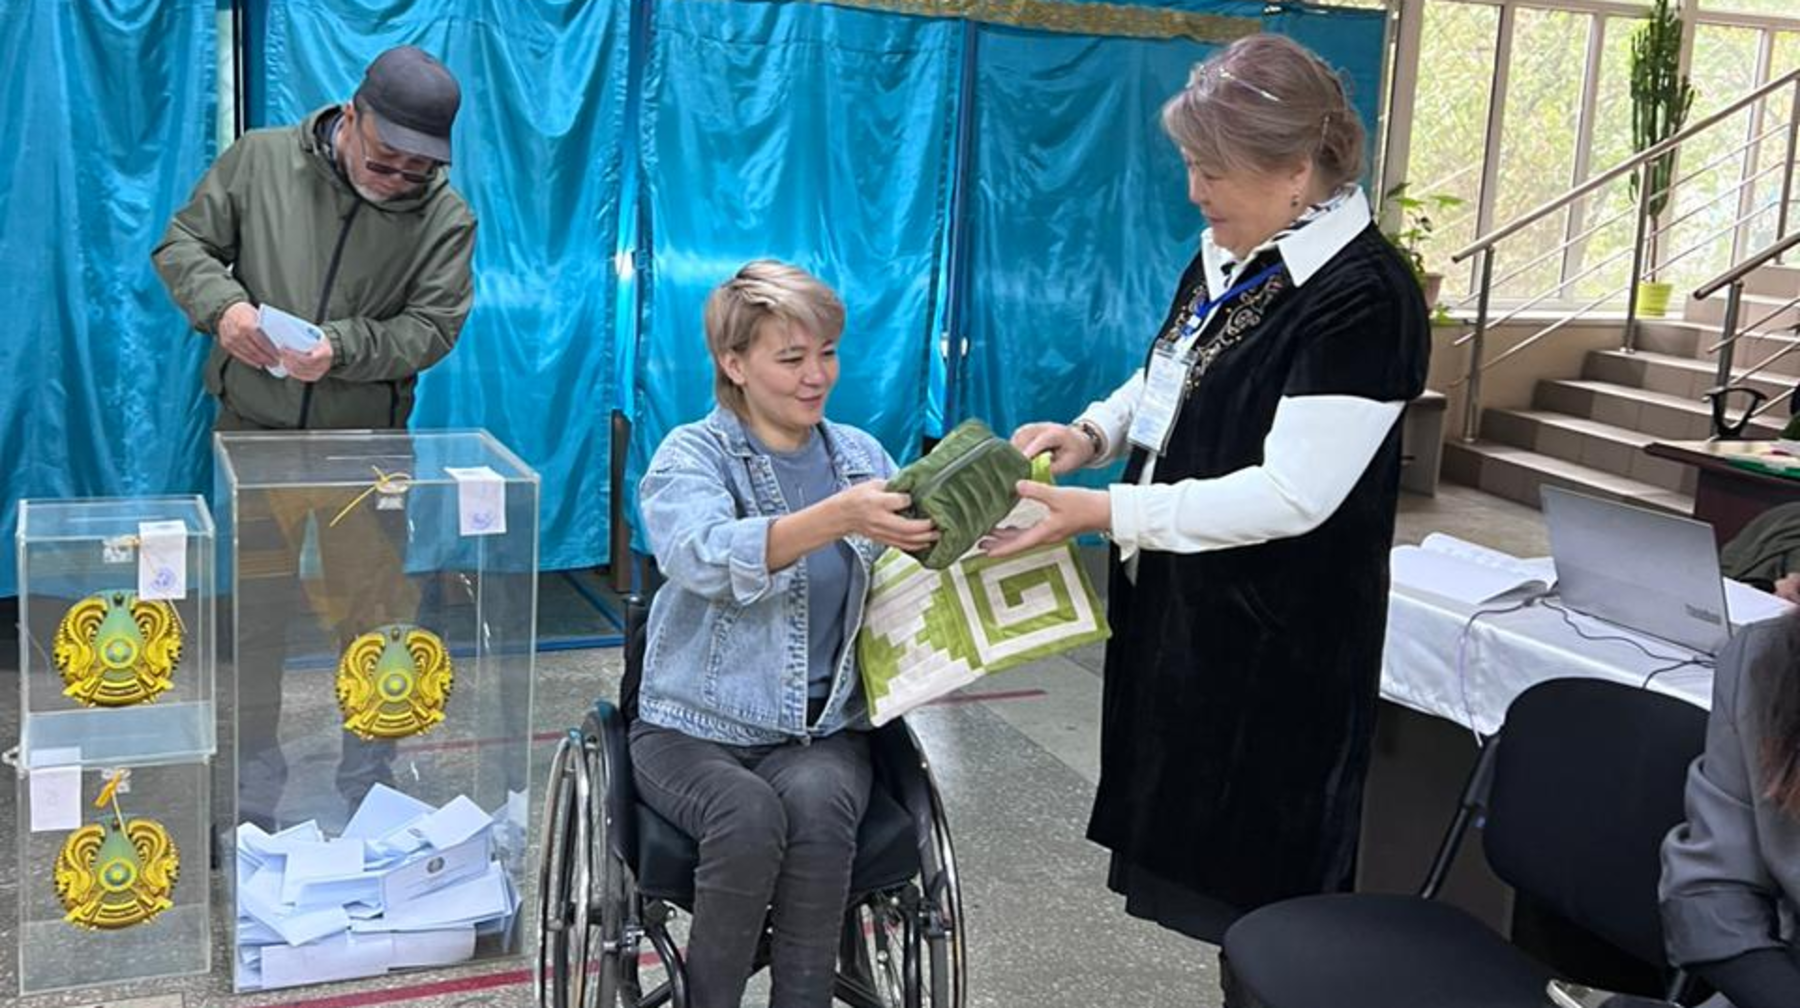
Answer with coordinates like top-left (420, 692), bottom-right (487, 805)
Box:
top-left (1406, 1), bottom-right (1499, 304)
top-left (1565, 16), bottom-right (1642, 304)
top-left (1700, 0), bottom-right (1800, 18)
top-left (1660, 23), bottom-right (1763, 297)
top-left (1742, 30), bottom-right (1800, 254)
top-left (1490, 7), bottom-right (1591, 299)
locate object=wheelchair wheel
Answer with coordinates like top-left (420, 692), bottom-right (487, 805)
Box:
top-left (580, 714), bottom-right (632, 1008)
top-left (537, 733), bottom-right (591, 1008)
top-left (916, 724), bottom-right (967, 1008)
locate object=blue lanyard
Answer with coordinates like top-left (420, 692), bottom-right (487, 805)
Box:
top-left (1177, 262), bottom-right (1284, 342)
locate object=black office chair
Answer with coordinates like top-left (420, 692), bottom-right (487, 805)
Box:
top-left (1220, 677), bottom-right (1708, 1008)
top-left (537, 596), bottom-right (966, 1008)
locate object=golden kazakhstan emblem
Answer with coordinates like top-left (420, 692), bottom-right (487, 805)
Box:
top-left (55, 772), bottom-right (179, 930)
top-left (54, 591), bottom-right (183, 707)
top-left (336, 623), bottom-right (454, 739)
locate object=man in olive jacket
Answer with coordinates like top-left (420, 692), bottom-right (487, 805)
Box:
top-left (153, 46), bottom-right (475, 830)
top-left (153, 44), bottom-right (476, 431)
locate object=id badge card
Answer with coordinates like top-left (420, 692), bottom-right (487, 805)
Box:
top-left (1127, 341), bottom-right (1195, 454)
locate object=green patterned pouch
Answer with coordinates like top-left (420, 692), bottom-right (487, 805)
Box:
top-left (886, 419), bottom-right (1032, 569)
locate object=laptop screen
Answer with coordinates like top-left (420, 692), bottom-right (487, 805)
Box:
top-left (1539, 485), bottom-right (1730, 655)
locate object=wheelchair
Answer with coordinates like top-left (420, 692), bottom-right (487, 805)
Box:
top-left (537, 596), bottom-right (967, 1008)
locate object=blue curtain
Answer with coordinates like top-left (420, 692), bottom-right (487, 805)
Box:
top-left (250, 0), bottom-right (631, 571)
top-left (951, 28), bottom-right (1218, 487)
top-left (0, 0), bottom-right (217, 597)
top-left (947, 4), bottom-right (1390, 488)
top-left (626, 0), bottom-right (960, 542)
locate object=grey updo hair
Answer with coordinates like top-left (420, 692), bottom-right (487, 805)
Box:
top-left (1161, 34), bottom-right (1364, 191)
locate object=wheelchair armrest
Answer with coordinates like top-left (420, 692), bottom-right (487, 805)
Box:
top-left (585, 699), bottom-right (638, 868)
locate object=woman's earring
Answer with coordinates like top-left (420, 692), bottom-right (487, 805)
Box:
top-left (1290, 192), bottom-right (1301, 209)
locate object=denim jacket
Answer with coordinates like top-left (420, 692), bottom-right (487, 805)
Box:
top-left (637, 406), bottom-right (896, 745)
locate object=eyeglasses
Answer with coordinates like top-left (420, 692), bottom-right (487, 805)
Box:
top-left (354, 116), bottom-right (437, 185)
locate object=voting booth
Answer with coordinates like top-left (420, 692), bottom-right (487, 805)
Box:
top-left (215, 430), bottom-right (539, 991)
top-left (14, 496), bottom-right (217, 995)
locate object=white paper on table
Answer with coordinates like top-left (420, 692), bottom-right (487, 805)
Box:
top-left (280, 838), bottom-right (366, 904)
top-left (1391, 538), bottom-right (1555, 607)
top-left (1725, 578), bottom-right (1794, 627)
top-left (361, 862), bottom-right (512, 932)
top-left (342, 783), bottom-right (435, 841)
top-left (411, 794), bottom-right (492, 851)
top-left (390, 927), bottom-right (478, 968)
top-left (260, 932), bottom-right (392, 989)
top-left (379, 829), bottom-right (490, 909)
top-left (137, 519), bottom-right (188, 601)
top-left (257, 303), bottom-right (324, 379)
top-left (445, 465), bottom-right (507, 536)
top-left (27, 747), bottom-right (82, 832)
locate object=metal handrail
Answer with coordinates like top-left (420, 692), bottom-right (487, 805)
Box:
top-left (1449, 285), bottom-right (1626, 387)
top-left (1694, 230), bottom-right (1800, 299)
top-left (1452, 68), bottom-right (1800, 263)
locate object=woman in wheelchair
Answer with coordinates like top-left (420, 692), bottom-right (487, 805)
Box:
top-left (628, 260), bottom-right (937, 1008)
top-left (1660, 616), bottom-right (1800, 1008)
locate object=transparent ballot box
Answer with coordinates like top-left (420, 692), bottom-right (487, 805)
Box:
top-left (215, 430), bottom-right (539, 992)
top-left (17, 496), bottom-right (217, 765)
top-left (14, 758), bottom-right (211, 994)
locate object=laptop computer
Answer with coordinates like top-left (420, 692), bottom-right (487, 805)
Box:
top-left (1540, 485), bottom-right (1742, 655)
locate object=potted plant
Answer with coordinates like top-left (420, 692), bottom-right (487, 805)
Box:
top-left (1382, 182), bottom-right (1465, 323)
top-left (1629, 0), bottom-right (1695, 317)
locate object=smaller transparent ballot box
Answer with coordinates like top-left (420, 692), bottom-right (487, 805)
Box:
top-left (15, 496), bottom-right (216, 994)
top-left (17, 496), bottom-right (216, 762)
top-left (215, 430), bottom-right (539, 992)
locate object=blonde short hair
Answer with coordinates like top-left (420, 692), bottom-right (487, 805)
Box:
top-left (703, 260), bottom-right (847, 416)
top-left (1161, 34), bottom-right (1364, 191)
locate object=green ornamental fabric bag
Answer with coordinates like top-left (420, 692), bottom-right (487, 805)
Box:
top-left (885, 418), bottom-right (1032, 569)
top-left (857, 453), bottom-right (1110, 726)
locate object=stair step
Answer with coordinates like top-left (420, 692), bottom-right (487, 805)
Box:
top-left (1534, 378), bottom-right (1785, 441)
top-left (1684, 290), bottom-right (1800, 331)
top-left (1442, 440), bottom-right (1695, 516)
top-left (1740, 262), bottom-right (1800, 301)
top-left (1584, 348), bottom-right (1798, 401)
top-left (1480, 407), bottom-right (1695, 493)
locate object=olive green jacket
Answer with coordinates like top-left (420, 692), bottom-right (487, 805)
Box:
top-left (153, 106), bottom-right (476, 430)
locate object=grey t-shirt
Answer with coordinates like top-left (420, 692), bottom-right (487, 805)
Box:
top-left (748, 427), bottom-right (853, 700)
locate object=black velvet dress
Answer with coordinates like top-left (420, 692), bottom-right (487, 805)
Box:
top-left (1089, 223), bottom-right (1429, 942)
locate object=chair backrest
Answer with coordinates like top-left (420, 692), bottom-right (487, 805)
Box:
top-left (1481, 678), bottom-right (1708, 970)
top-left (619, 593), bottom-right (648, 722)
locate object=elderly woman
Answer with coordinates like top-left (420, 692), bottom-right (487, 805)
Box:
top-left (996, 34), bottom-right (1429, 941)
top-left (1660, 616), bottom-right (1800, 1008)
top-left (632, 260), bottom-right (936, 1008)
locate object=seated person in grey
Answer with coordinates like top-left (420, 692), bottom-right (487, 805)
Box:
top-left (630, 260), bottom-right (936, 1008)
top-left (1660, 617), bottom-right (1800, 1008)
top-left (1720, 502), bottom-right (1800, 603)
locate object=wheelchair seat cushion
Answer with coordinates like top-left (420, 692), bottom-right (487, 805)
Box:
top-left (634, 778), bottom-right (921, 907)
top-left (1223, 894), bottom-right (1555, 1008)
top-left (885, 419), bottom-right (1031, 570)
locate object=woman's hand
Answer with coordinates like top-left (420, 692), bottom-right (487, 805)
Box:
top-left (831, 480), bottom-right (939, 553)
top-left (1011, 422), bottom-right (1094, 476)
top-left (981, 481), bottom-right (1110, 558)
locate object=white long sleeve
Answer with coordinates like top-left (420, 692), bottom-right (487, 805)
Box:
top-left (1107, 394), bottom-right (1404, 558)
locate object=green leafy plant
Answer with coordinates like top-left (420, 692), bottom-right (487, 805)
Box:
top-left (1629, 0), bottom-right (1695, 275)
top-left (1382, 182), bottom-right (1465, 323)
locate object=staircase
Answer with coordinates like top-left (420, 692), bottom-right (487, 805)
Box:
top-left (1442, 259), bottom-right (1800, 514)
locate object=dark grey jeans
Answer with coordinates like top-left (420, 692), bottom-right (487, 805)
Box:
top-left (628, 721), bottom-right (872, 1008)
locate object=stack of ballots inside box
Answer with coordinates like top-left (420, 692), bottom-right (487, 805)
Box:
top-left (234, 783), bottom-right (524, 990)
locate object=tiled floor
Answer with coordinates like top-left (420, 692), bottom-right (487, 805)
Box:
top-left (0, 485), bottom-right (1547, 1008)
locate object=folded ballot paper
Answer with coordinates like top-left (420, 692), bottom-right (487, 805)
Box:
top-left (234, 784), bottom-right (524, 991)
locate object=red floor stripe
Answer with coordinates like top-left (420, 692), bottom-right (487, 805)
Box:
top-left (256, 967), bottom-right (530, 1008)
top-left (925, 686), bottom-right (1047, 706)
